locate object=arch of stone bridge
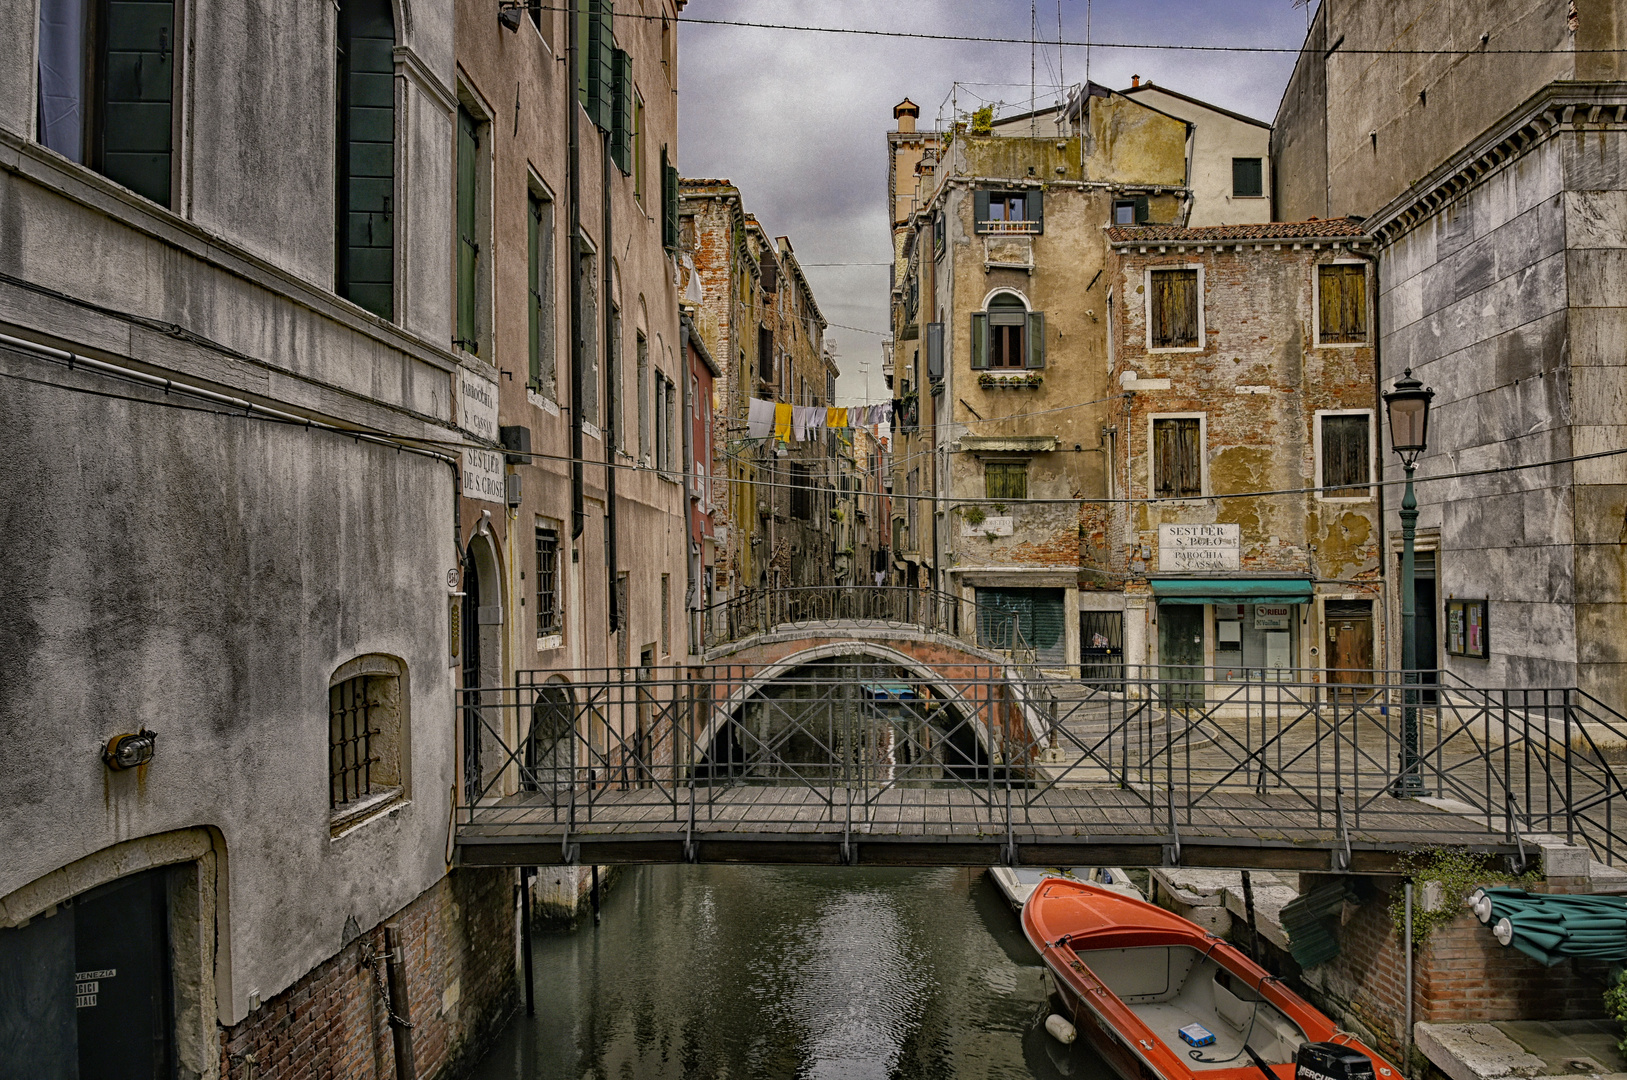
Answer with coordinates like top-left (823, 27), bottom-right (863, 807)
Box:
top-left (696, 635), bottom-right (1050, 756)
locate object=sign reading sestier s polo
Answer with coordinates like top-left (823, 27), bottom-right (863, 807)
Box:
top-left (1158, 523), bottom-right (1241, 572)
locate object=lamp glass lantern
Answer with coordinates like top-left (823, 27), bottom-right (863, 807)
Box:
top-left (1384, 369), bottom-right (1434, 466)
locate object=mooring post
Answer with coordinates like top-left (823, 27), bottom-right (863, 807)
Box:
top-left (1240, 870), bottom-right (1259, 963)
top-left (590, 864), bottom-right (601, 926)
top-left (1403, 881), bottom-right (1415, 1077)
top-left (383, 924), bottom-right (417, 1080)
top-left (521, 868), bottom-right (535, 1016)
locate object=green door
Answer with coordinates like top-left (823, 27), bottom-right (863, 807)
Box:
top-left (1158, 604), bottom-right (1204, 705)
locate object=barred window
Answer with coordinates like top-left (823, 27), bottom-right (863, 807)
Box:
top-left (328, 657), bottom-right (405, 826)
top-left (985, 461), bottom-right (1028, 500)
top-left (536, 525), bottom-right (561, 636)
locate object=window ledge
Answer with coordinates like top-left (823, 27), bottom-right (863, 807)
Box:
top-left (1148, 346), bottom-right (1203, 354)
top-left (1314, 341), bottom-right (1370, 349)
top-left (330, 788), bottom-right (405, 838)
top-left (536, 633), bottom-right (563, 651)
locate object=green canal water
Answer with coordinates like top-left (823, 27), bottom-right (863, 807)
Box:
top-left (469, 864), bottom-right (1118, 1079)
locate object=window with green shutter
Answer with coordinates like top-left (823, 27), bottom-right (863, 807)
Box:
top-left (984, 461), bottom-right (1028, 499)
top-left (528, 189), bottom-right (555, 396)
top-left (610, 48), bottom-right (633, 174)
top-left (336, 0), bottom-right (395, 320)
top-left (1150, 268), bottom-right (1199, 348)
top-left (36, 0), bottom-right (176, 207)
top-left (976, 588), bottom-right (1065, 663)
top-left (456, 106), bottom-right (480, 353)
top-left (661, 149), bottom-right (679, 251)
top-left (576, 0), bottom-right (614, 131)
top-left (1318, 264), bottom-right (1367, 344)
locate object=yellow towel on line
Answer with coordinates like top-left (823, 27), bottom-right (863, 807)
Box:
top-left (826, 407), bottom-right (848, 429)
top-left (774, 403), bottom-right (793, 443)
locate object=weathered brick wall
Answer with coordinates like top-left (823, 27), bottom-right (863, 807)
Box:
top-left (219, 869), bottom-right (517, 1080)
top-left (1294, 876), bottom-right (1609, 1067)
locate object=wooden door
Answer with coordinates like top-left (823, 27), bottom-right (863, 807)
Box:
top-left (1158, 604), bottom-right (1205, 705)
top-left (1329, 615), bottom-right (1374, 699)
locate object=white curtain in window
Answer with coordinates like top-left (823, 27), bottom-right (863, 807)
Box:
top-left (37, 0), bottom-right (85, 161)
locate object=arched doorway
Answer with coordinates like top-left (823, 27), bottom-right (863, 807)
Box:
top-left (461, 533), bottom-right (503, 803)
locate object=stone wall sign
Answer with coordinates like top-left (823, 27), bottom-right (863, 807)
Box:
top-left (1158, 523), bottom-right (1240, 572)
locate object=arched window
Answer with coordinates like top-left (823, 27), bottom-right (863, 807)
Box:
top-left (336, 0), bottom-right (396, 319)
top-left (971, 293), bottom-right (1045, 371)
top-left (329, 654), bottom-right (407, 830)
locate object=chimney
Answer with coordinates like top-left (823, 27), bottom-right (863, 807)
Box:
top-left (1131, 75), bottom-right (1140, 87)
top-left (893, 97), bottom-right (920, 134)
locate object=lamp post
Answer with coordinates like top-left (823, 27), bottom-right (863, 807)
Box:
top-left (1384, 369), bottom-right (1434, 797)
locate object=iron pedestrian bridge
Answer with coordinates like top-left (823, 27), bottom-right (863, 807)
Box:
top-left (452, 636), bottom-right (1627, 875)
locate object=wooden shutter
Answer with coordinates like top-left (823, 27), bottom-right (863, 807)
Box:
top-left (1025, 189), bottom-right (1044, 233)
top-left (456, 107), bottom-right (479, 352)
top-left (528, 194), bottom-right (543, 386)
top-left (1026, 311), bottom-right (1046, 368)
top-left (926, 322), bottom-right (943, 380)
top-left (1151, 269), bottom-right (1198, 348)
top-left (610, 48), bottom-right (632, 173)
top-left (969, 312), bottom-right (988, 369)
top-left (663, 158), bottom-right (680, 250)
top-left (1319, 265), bottom-right (1367, 343)
top-left (1321, 414), bottom-right (1370, 494)
top-left (1154, 418), bottom-right (1201, 497)
top-left (99, 0), bottom-right (176, 207)
top-left (973, 190), bottom-right (991, 234)
top-left (336, 0), bottom-right (395, 319)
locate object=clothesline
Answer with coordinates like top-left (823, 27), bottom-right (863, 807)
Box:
top-left (745, 397), bottom-right (895, 443)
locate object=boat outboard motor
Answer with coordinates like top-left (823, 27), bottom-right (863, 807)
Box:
top-left (1297, 1043), bottom-right (1376, 1080)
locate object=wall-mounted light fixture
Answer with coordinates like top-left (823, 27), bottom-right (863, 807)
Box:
top-left (103, 729), bottom-right (157, 771)
top-left (498, 1), bottom-right (524, 31)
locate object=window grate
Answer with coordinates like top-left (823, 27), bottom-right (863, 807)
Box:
top-left (329, 676), bottom-right (376, 808)
top-left (536, 527), bottom-right (560, 635)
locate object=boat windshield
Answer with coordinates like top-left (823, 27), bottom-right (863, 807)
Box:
top-left (1075, 945), bottom-right (1308, 1069)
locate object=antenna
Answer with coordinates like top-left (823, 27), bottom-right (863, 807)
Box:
top-left (1030, 0), bottom-right (1038, 137)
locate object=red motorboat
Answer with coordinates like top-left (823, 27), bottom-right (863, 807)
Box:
top-left (1023, 877), bottom-right (1400, 1080)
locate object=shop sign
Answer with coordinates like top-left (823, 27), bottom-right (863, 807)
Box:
top-left (1253, 604), bottom-right (1292, 629)
top-left (1157, 523), bottom-right (1240, 572)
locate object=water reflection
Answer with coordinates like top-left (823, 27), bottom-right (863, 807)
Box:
top-left (471, 864), bottom-right (1117, 1080)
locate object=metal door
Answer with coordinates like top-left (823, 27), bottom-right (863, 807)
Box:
top-left (1158, 604), bottom-right (1204, 705)
top-left (1080, 610), bottom-right (1124, 684)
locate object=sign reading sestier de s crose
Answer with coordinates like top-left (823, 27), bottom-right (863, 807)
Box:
top-left (462, 447), bottom-right (505, 504)
top-left (1157, 523), bottom-right (1241, 572)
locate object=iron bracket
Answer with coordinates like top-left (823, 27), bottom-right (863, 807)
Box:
top-left (561, 836), bottom-right (580, 865)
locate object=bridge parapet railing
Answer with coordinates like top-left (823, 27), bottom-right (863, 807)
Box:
top-left (699, 585), bottom-right (1034, 659)
top-left (454, 664), bottom-right (1627, 866)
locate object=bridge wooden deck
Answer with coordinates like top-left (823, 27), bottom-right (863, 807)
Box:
top-left (454, 784), bottom-right (1521, 872)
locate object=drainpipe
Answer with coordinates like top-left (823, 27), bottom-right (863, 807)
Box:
top-left (1352, 245), bottom-right (1386, 665)
top-left (603, 126), bottom-right (619, 635)
top-left (568, 0), bottom-right (584, 541)
top-left (680, 316), bottom-right (699, 655)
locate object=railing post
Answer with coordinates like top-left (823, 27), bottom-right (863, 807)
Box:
top-left (1565, 691), bottom-right (1575, 846)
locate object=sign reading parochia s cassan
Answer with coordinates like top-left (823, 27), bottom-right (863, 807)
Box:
top-left (1158, 523), bottom-right (1240, 572)
top-left (456, 366), bottom-right (504, 504)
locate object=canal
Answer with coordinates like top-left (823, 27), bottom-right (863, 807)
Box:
top-left (470, 864), bottom-right (1118, 1079)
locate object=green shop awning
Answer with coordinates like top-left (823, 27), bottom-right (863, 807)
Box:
top-left (1151, 579), bottom-right (1314, 606)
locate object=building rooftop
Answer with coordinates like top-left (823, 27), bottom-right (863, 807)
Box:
top-left (1106, 218), bottom-right (1368, 243)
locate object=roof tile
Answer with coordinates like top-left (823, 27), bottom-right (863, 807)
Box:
top-left (1106, 218), bottom-right (1368, 243)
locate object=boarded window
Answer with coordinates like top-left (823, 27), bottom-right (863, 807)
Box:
top-left (1153, 417), bottom-right (1202, 498)
top-left (985, 461), bottom-right (1028, 499)
top-left (1321, 414), bottom-right (1371, 496)
top-left (1232, 157), bottom-right (1264, 197)
top-left (1150, 269), bottom-right (1199, 348)
top-left (1319, 264), bottom-right (1368, 343)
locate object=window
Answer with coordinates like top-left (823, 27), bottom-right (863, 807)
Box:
top-left (576, 0), bottom-right (613, 131)
top-left (632, 92), bottom-right (645, 202)
top-left (1152, 417), bottom-right (1203, 498)
top-left (1318, 264), bottom-right (1368, 344)
top-left (661, 146), bottom-right (680, 251)
top-left (610, 48), bottom-right (633, 173)
top-left (637, 331), bottom-right (650, 460)
top-left (36, 0), bottom-right (176, 207)
top-left (906, 468), bottom-right (919, 540)
top-left (654, 371), bottom-right (675, 473)
top-left (970, 293), bottom-right (1045, 370)
top-left (328, 656), bottom-right (405, 822)
top-left (578, 246), bottom-right (599, 425)
top-left (455, 105), bottom-right (481, 352)
top-left (661, 574), bottom-right (671, 656)
top-left (790, 463), bottom-right (813, 519)
top-left (976, 588), bottom-right (1066, 664)
top-left (758, 324), bottom-right (774, 383)
top-left (609, 302), bottom-right (623, 449)
top-left (1446, 599), bottom-right (1489, 659)
top-left (528, 188), bottom-right (555, 396)
top-left (662, 371), bottom-right (676, 475)
top-left (933, 212), bottom-right (946, 258)
top-left (535, 525), bottom-right (561, 637)
top-left (974, 190), bottom-right (1043, 233)
top-left (525, 0), bottom-right (555, 49)
top-left (1318, 412), bottom-right (1372, 498)
top-left (1232, 157), bottom-right (1264, 198)
top-left (336, 0), bottom-right (396, 319)
top-left (1149, 268), bottom-right (1200, 349)
top-left (985, 460), bottom-right (1028, 499)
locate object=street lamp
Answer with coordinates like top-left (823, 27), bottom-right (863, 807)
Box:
top-left (1384, 369), bottom-right (1434, 796)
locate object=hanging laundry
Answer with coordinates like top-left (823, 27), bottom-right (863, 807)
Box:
top-left (747, 397), bottom-right (776, 439)
top-left (792, 405), bottom-right (821, 442)
top-left (826, 407), bottom-right (848, 429)
top-left (774, 403), bottom-right (792, 443)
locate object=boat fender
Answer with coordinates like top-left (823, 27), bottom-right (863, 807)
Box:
top-left (1046, 1014), bottom-right (1078, 1045)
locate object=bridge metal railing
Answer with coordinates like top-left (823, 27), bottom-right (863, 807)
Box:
top-left (454, 663), bottom-right (1627, 866)
top-left (698, 585), bottom-right (1034, 658)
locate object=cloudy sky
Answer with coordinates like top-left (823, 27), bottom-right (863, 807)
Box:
top-left (676, 0), bottom-right (1318, 404)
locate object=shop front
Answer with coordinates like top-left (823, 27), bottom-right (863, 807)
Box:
top-left (1150, 579), bottom-right (1313, 701)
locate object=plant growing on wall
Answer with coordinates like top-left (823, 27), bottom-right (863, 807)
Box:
top-left (962, 506), bottom-right (987, 528)
top-left (1387, 849), bottom-right (1538, 947)
top-left (970, 106), bottom-right (994, 135)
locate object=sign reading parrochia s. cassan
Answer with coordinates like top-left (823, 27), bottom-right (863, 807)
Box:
top-left (1158, 523), bottom-right (1241, 572)
top-left (456, 366), bottom-right (504, 504)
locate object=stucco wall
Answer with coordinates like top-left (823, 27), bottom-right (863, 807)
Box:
top-left (1123, 86), bottom-right (1273, 228)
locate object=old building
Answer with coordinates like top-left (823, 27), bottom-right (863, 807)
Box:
top-left (887, 89), bottom-right (1191, 669)
top-left (1119, 79), bottom-right (1274, 227)
top-left (1274, 0), bottom-right (1627, 707)
top-left (679, 182), bottom-right (837, 607)
top-left (0, 0), bottom-right (518, 1075)
top-left (1100, 220), bottom-right (1383, 688)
